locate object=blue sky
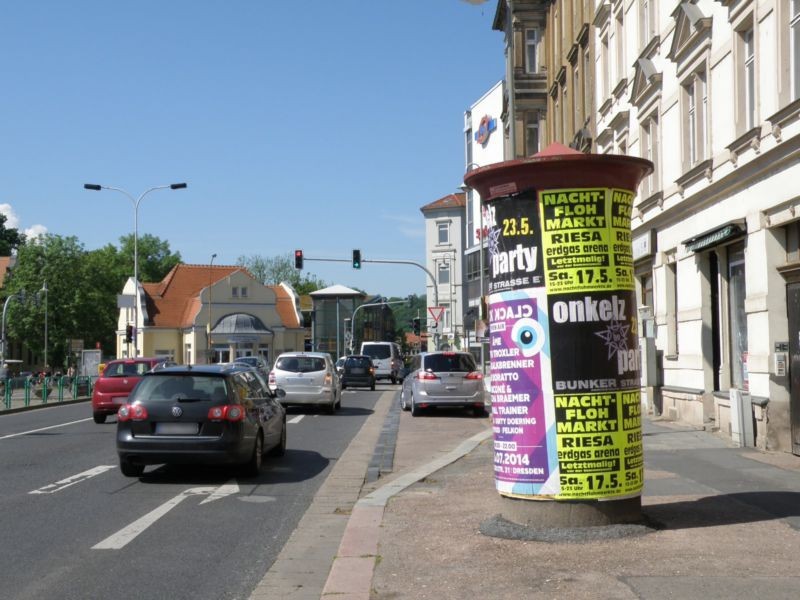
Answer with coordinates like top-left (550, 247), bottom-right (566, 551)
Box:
top-left (0, 0), bottom-right (503, 298)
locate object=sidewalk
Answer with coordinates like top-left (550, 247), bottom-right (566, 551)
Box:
top-left (0, 386), bottom-right (88, 414)
top-left (326, 410), bottom-right (800, 600)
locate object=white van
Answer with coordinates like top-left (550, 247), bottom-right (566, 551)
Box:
top-left (360, 341), bottom-right (403, 384)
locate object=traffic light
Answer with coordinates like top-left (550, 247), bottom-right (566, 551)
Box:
top-left (294, 249), bottom-right (303, 269)
top-left (412, 317), bottom-right (420, 335)
top-left (125, 325), bottom-right (134, 343)
top-left (352, 249), bottom-right (361, 269)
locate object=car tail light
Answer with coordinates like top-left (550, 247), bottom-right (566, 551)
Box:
top-left (207, 404), bottom-right (246, 422)
top-left (325, 373), bottom-right (332, 385)
top-left (118, 404), bottom-right (148, 422)
top-left (465, 371), bottom-right (483, 380)
top-left (418, 371), bottom-right (437, 380)
top-left (268, 371), bottom-right (276, 386)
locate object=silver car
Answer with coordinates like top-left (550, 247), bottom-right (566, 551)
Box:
top-left (269, 352), bottom-right (341, 413)
top-left (400, 351), bottom-right (486, 417)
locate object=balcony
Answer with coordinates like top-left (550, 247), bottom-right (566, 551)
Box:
top-left (513, 71), bottom-right (548, 101)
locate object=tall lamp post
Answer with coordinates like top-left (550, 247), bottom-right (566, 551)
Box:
top-left (84, 182), bottom-right (187, 357)
top-left (461, 163), bottom-right (486, 373)
top-left (1, 291), bottom-right (26, 372)
top-left (40, 281), bottom-right (48, 371)
top-left (207, 253), bottom-right (217, 364)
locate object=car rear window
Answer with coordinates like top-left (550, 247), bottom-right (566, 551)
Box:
top-left (423, 354), bottom-right (476, 373)
top-left (104, 361), bottom-right (154, 377)
top-left (133, 375), bottom-right (228, 402)
top-left (362, 345), bottom-right (390, 360)
top-left (276, 356), bottom-right (326, 373)
top-left (346, 357), bottom-right (371, 368)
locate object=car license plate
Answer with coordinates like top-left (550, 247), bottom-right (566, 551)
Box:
top-left (155, 422), bottom-right (199, 435)
top-left (113, 396), bottom-right (128, 405)
top-left (351, 368), bottom-right (364, 374)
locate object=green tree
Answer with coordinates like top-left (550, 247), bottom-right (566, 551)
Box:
top-left (5, 235), bottom-right (91, 368)
top-left (5, 233), bottom-right (183, 367)
top-left (237, 252), bottom-right (327, 296)
top-left (117, 233), bottom-right (182, 282)
top-left (387, 294), bottom-right (427, 351)
top-left (0, 213), bottom-right (25, 257)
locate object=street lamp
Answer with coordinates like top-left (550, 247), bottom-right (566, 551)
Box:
top-left (207, 253), bottom-right (217, 364)
top-left (84, 182), bottom-right (187, 357)
top-left (1, 291), bottom-right (26, 373)
top-left (40, 281), bottom-right (48, 372)
top-left (461, 162), bottom-right (486, 373)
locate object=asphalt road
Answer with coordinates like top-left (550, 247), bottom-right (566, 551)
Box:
top-left (0, 388), bottom-right (384, 600)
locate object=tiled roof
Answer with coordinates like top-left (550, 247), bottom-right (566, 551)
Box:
top-left (273, 284), bottom-right (301, 328)
top-left (0, 256), bottom-right (12, 287)
top-left (420, 192), bottom-right (466, 213)
top-left (143, 264), bottom-right (246, 328)
top-left (142, 263), bottom-right (301, 330)
top-left (404, 332), bottom-right (422, 345)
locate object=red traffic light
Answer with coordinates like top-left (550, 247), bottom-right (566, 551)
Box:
top-left (294, 250), bottom-right (304, 269)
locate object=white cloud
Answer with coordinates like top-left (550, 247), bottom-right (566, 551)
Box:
top-left (25, 224), bottom-right (49, 240)
top-left (0, 204), bottom-right (20, 228)
top-left (0, 203), bottom-right (48, 239)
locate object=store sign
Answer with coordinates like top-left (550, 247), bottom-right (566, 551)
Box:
top-left (475, 115), bottom-right (497, 145)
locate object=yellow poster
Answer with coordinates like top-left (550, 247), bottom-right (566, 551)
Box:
top-left (540, 188), bottom-right (635, 294)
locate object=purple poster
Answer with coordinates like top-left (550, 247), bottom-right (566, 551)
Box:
top-left (489, 288), bottom-right (559, 496)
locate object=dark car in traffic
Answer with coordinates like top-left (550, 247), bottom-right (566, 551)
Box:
top-left (116, 363), bottom-right (286, 477)
top-left (92, 357), bottom-right (175, 423)
top-left (340, 355), bottom-right (376, 390)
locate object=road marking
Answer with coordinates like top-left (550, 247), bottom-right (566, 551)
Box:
top-left (287, 415), bottom-right (304, 424)
top-left (29, 465), bottom-right (115, 495)
top-left (93, 479), bottom-right (239, 550)
top-left (0, 418), bottom-right (93, 441)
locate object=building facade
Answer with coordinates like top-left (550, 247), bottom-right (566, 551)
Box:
top-left (117, 264), bottom-right (304, 365)
top-left (421, 194), bottom-right (466, 351)
top-left (492, 0), bottom-right (800, 455)
top-left (464, 81), bottom-right (506, 370)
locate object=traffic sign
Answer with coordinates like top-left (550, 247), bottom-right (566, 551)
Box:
top-left (428, 306), bottom-right (445, 323)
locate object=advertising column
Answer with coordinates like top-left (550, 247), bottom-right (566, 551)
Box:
top-left (467, 147), bottom-right (652, 505)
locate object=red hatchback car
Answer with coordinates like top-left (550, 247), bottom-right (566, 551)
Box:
top-left (92, 357), bottom-right (173, 423)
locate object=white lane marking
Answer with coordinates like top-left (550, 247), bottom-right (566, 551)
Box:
top-left (0, 418), bottom-right (93, 441)
top-left (29, 465), bottom-right (115, 495)
top-left (93, 479), bottom-right (239, 550)
top-left (199, 481), bottom-right (239, 505)
top-left (287, 415), bottom-right (304, 424)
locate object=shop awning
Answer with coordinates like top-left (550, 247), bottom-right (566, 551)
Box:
top-left (683, 221), bottom-right (746, 252)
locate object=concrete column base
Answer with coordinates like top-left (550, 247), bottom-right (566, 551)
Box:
top-left (499, 494), bottom-right (642, 528)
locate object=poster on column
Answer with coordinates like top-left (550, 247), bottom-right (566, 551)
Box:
top-left (538, 186), bottom-right (643, 500)
top-left (539, 187), bottom-right (635, 293)
top-left (484, 186), bottom-right (644, 500)
top-left (489, 287), bottom-right (559, 497)
top-left (485, 193), bottom-right (544, 294)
